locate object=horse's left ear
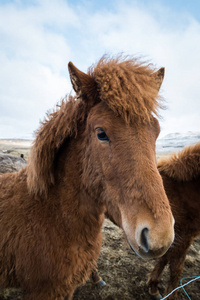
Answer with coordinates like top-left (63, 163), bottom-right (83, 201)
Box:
top-left (152, 67), bottom-right (165, 91)
top-left (68, 62), bottom-right (96, 99)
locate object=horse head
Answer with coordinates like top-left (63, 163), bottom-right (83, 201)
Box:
top-left (67, 57), bottom-right (174, 259)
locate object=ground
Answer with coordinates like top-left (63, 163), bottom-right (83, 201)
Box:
top-left (74, 219), bottom-right (200, 300)
top-left (0, 219), bottom-right (199, 300)
top-left (0, 140), bottom-right (199, 300)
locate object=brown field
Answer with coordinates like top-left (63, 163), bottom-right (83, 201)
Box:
top-left (0, 140), bottom-right (199, 300)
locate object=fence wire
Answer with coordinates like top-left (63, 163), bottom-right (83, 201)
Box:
top-left (160, 276), bottom-right (200, 300)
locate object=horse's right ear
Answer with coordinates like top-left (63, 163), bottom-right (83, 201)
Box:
top-left (68, 62), bottom-right (96, 99)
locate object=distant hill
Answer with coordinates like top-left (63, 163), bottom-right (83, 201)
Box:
top-left (156, 131), bottom-right (200, 154)
top-left (0, 139), bottom-right (32, 159)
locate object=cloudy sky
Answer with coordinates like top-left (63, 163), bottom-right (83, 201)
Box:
top-left (0, 0), bottom-right (200, 139)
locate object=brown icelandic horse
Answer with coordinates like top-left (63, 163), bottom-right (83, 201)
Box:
top-left (92, 142), bottom-right (200, 299)
top-left (0, 56), bottom-right (174, 300)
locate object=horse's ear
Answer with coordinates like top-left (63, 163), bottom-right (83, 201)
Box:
top-left (68, 62), bottom-right (96, 98)
top-left (152, 67), bottom-right (165, 91)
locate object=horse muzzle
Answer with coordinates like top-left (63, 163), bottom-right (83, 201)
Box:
top-left (125, 222), bottom-right (174, 259)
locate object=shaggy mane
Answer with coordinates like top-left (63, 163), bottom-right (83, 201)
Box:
top-left (89, 56), bottom-right (163, 124)
top-left (27, 96), bottom-right (89, 196)
top-left (158, 142), bottom-right (200, 181)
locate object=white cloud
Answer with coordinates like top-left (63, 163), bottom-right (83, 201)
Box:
top-left (0, 0), bottom-right (75, 138)
top-left (76, 2), bottom-right (200, 137)
top-left (0, 0), bottom-right (200, 138)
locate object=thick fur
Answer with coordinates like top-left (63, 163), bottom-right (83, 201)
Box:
top-left (0, 56), bottom-right (172, 299)
top-left (157, 142), bottom-right (200, 181)
top-left (90, 56), bottom-right (163, 124)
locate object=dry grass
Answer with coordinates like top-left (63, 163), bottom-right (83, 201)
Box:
top-left (74, 219), bottom-right (200, 300)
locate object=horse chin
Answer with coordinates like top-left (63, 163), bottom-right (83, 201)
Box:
top-left (127, 241), bottom-right (143, 258)
top-left (127, 238), bottom-right (169, 260)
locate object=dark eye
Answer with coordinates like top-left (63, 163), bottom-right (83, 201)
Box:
top-left (96, 128), bottom-right (109, 142)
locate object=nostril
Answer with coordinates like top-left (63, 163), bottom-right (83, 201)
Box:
top-left (140, 228), bottom-right (149, 253)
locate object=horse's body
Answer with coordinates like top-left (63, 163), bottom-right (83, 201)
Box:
top-left (0, 57), bottom-right (174, 299)
top-left (92, 142), bottom-right (200, 299)
top-left (147, 142), bottom-right (200, 300)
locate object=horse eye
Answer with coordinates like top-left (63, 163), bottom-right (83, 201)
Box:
top-left (96, 128), bottom-right (109, 142)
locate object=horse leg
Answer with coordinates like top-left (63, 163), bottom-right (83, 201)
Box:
top-left (147, 254), bottom-right (169, 299)
top-left (165, 238), bottom-right (192, 300)
top-left (90, 268), bottom-right (106, 287)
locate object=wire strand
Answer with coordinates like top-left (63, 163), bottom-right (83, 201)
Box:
top-left (180, 276), bottom-right (200, 300)
top-left (160, 276), bottom-right (200, 300)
